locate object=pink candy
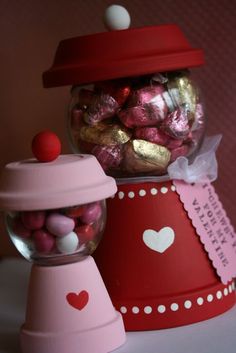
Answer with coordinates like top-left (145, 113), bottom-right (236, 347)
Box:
top-left (46, 213), bottom-right (75, 237)
top-left (171, 145), bottom-right (189, 162)
top-left (92, 145), bottom-right (122, 172)
top-left (33, 230), bottom-right (55, 253)
top-left (84, 93), bottom-right (119, 125)
top-left (167, 138), bottom-right (183, 149)
top-left (21, 211), bottom-right (46, 230)
top-left (128, 85), bottom-right (168, 121)
top-left (118, 106), bottom-right (161, 128)
top-left (71, 108), bottom-right (84, 131)
top-left (134, 127), bottom-right (169, 146)
top-left (81, 202), bottom-right (102, 224)
top-left (161, 108), bottom-right (190, 139)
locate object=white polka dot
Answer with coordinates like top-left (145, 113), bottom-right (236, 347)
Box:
top-left (118, 191), bottom-right (124, 199)
top-left (132, 306), bottom-right (139, 314)
top-left (197, 297), bottom-right (204, 305)
top-left (229, 284), bottom-right (232, 293)
top-left (144, 306), bottom-right (152, 314)
top-left (157, 305), bottom-right (166, 313)
top-left (161, 187), bottom-right (168, 194)
top-left (170, 303), bottom-right (179, 311)
top-left (139, 189), bottom-right (146, 197)
top-left (150, 188), bottom-right (158, 195)
top-left (120, 306), bottom-right (127, 314)
top-left (232, 282), bottom-right (235, 290)
top-left (216, 290), bottom-right (222, 299)
top-left (224, 288), bottom-right (229, 296)
top-left (110, 194), bottom-right (115, 199)
top-left (171, 185), bottom-right (176, 192)
top-left (184, 300), bottom-right (192, 309)
top-left (128, 191), bottom-right (135, 199)
top-left (207, 294), bottom-right (213, 302)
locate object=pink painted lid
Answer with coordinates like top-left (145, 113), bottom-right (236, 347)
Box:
top-left (0, 154), bottom-right (117, 211)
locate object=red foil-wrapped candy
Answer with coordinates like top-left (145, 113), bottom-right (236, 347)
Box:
top-left (95, 80), bottom-right (131, 106)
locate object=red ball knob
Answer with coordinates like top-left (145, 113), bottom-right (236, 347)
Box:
top-left (32, 130), bottom-right (61, 162)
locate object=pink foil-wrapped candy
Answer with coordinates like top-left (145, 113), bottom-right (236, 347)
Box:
top-left (84, 93), bottom-right (119, 125)
top-left (161, 108), bottom-right (190, 139)
top-left (71, 108), bottom-right (84, 131)
top-left (170, 145), bottom-right (189, 162)
top-left (127, 85), bottom-right (168, 121)
top-left (118, 106), bottom-right (161, 128)
top-left (134, 127), bottom-right (170, 146)
top-left (92, 145), bottom-right (122, 172)
top-left (166, 138), bottom-right (183, 149)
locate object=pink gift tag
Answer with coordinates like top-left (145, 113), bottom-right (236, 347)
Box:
top-left (174, 180), bottom-right (236, 284)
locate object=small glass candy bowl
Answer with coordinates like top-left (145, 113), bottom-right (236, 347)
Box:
top-left (6, 200), bottom-right (105, 265)
top-left (0, 154), bottom-right (116, 265)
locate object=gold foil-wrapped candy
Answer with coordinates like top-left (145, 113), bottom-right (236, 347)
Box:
top-left (166, 71), bottom-right (198, 121)
top-left (79, 123), bottom-right (132, 146)
top-left (123, 139), bottom-right (171, 175)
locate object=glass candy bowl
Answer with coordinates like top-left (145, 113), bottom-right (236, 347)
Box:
top-left (68, 70), bottom-right (205, 177)
top-left (6, 200), bottom-right (106, 265)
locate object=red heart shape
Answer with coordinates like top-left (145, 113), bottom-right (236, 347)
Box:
top-left (66, 290), bottom-right (89, 310)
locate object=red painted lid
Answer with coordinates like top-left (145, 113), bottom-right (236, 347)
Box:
top-left (43, 24), bottom-right (204, 88)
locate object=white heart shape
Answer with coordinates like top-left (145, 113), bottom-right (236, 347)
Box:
top-left (142, 227), bottom-right (175, 253)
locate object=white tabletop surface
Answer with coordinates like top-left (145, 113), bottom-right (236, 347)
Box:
top-left (0, 258), bottom-right (236, 353)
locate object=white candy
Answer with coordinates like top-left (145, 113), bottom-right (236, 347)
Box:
top-left (104, 5), bottom-right (131, 31)
top-left (56, 231), bottom-right (79, 254)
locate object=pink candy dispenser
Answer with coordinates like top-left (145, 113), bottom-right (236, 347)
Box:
top-left (0, 139), bottom-right (126, 353)
top-left (42, 6), bottom-right (236, 332)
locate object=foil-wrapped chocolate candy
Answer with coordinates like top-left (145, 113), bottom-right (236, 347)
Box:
top-left (123, 139), bottom-right (171, 174)
top-left (79, 123), bottom-right (131, 146)
top-left (95, 80), bottom-right (131, 106)
top-left (70, 107), bottom-right (84, 131)
top-left (170, 145), bottom-right (189, 162)
top-left (128, 85), bottom-right (168, 121)
top-left (161, 108), bottom-right (190, 139)
top-left (68, 70), bottom-right (206, 177)
top-left (166, 72), bottom-right (198, 119)
top-left (134, 127), bottom-right (169, 146)
top-left (84, 93), bottom-right (119, 125)
top-left (118, 105), bottom-right (162, 128)
top-left (92, 145), bottom-right (123, 172)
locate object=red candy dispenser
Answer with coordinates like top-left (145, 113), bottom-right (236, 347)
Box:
top-left (42, 5), bottom-right (236, 331)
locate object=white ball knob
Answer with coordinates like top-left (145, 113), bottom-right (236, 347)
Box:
top-left (104, 5), bottom-right (131, 31)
